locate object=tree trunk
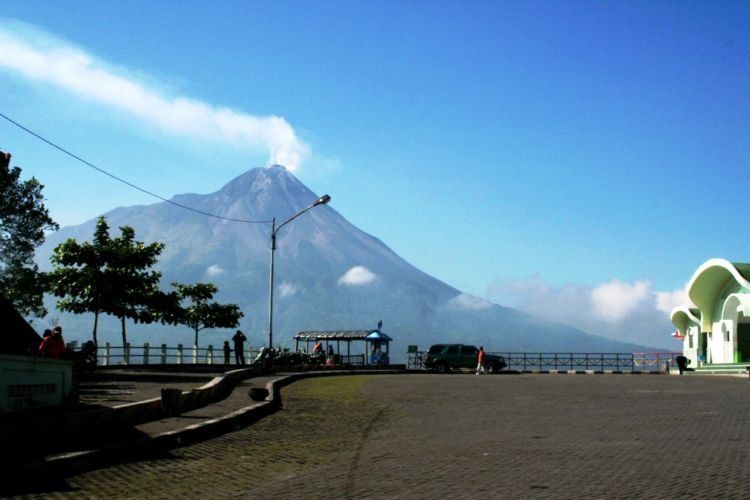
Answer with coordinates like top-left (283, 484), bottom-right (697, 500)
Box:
top-left (121, 316), bottom-right (127, 346)
top-left (194, 328), bottom-right (199, 349)
top-left (92, 311), bottom-right (99, 347)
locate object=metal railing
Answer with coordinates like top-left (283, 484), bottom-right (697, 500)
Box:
top-left (500, 352), bottom-right (681, 371)
top-left (75, 343), bottom-right (370, 367)
top-left (500, 352), bottom-right (635, 371)
top-left (338, 354), bottom-right (366, 366)
top-left (411, 351), bottom-right (682, 372)
top-left (407, 351), bottom-right (425, 370)
top-left (94, 342), bottom-right (263, 366)
top-left (632, 352), bottom-right (682, 372)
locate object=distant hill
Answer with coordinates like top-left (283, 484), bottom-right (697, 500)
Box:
top-left (37, 165), bottom-right (656, 357)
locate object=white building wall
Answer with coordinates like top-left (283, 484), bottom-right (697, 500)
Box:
top-left (708, 319), bottom-right (735, 364)
top-left (684, 326), bottom-right (700, 367)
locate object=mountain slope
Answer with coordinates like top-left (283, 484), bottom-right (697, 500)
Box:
top-left (37, 166), bottom-right (657, 355)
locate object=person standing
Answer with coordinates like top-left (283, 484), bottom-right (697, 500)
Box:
top-left (232, 330), bottom-right (247, 365)
top-left (223, 340), bottom-right (232, 365)
top-left (39, 326), bottom-right (67, 359)
top-left (313, 340), bottom-right (323, 355)
top-left (476, 346), bottom-right (486, 375)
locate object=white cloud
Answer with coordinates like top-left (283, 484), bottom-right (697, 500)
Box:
top-left (279, 281), bottom-right (299, 298)
top-left (448, 293), bottom-right (493, 311)
top-left (486, 275), bottom-right (680, 349)
top-left (338, 266), bottom-right (377, 286)
top-left (0, 22), bottom-right (309, 170)
top-left (205, 264), bottom-right (224, 277)
top-left (591, 280), bottom-right (651, 322)
top-left (655, 285), bottom-right (692, 314)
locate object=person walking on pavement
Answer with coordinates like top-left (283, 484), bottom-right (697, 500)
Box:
top-left (476, 346), bottom-right (486, 375)
top-left (232, 330), bottom-right (247, 365)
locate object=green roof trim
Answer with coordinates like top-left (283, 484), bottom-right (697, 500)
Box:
top-left (732, 263), bottom-right (750, 283)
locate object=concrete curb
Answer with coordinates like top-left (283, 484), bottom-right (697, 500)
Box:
top-left (10, 369), bottom-right (405, 481)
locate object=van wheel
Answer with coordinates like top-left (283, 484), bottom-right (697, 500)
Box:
top-left (486, 362), bottom-right (497, 374)
top-left (436, 363), bottom-right (450, 374)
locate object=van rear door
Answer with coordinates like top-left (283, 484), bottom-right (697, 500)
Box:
top-left (460, 345), bottom-right (478, 368)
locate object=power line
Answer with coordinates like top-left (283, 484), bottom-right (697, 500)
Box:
top-left (0, 111), bottom-right (271, 225)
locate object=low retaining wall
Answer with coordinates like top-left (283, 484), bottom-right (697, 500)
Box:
top-left (0, 354), bottom-right (74, 413)
top-left (1, 364), bottom-right (262, 456)
top-left (5, 368), bottom-right (404, 481)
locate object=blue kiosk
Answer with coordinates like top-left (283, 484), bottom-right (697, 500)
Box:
top-left (366, 330), bottom-right (392, 365)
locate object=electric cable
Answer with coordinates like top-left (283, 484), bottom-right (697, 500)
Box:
top-left (0, 111), bottom-right (271, 225)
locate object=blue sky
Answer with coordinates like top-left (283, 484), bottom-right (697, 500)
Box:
top-left (1, 1), bottom-right (748, 346)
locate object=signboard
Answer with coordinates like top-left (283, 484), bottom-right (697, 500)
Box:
top-left (407, 345), bottom-right (418, 353)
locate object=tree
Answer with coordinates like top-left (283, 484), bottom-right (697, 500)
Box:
top-left (107, 225), bottom-right (165, 346)
top-left (170, 282), bottom-right (243, 348)
top-left (0, 151), bottom-right (58, 316)
top-left (47, 216), bottom-right (165, 346)
top-left (48, 217), bottom-right (114, 346)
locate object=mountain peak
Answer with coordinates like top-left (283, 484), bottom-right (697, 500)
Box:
top-left (209, 165), bottom-right (318, 220)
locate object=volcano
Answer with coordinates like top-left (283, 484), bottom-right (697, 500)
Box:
top-left (38, 165), bottom-right (653, 356)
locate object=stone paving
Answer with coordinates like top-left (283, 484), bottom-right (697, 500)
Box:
top-left (13, 373), bottom-right (750, 499)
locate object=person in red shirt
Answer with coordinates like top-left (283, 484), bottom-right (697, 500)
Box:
top-left (39, 326), bottom-right (67, 359)
top-left (476, 346), bottom-right (486, 375)
top-left (313, 340), bottom-right (323, 355)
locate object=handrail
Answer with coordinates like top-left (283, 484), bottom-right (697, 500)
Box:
top-left (68, 342), bottom-right (371, 367)
top-left (411, 351), bottom-right (681, 372)
top-left (90, 342), bottom-right (263, 366)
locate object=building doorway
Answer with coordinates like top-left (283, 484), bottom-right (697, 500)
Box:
top-left (737, 323), bottom-right (750, 362)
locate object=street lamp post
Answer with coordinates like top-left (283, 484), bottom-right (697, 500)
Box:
top-left (268, 194), bottom-right (331, 350)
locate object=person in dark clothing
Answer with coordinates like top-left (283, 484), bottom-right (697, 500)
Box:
top-left (223, 340), bottom-right (232, 365)
top-left (675, 355), bottom-right (688, 375)
top-left (232, 330), bottom-right (247, 365)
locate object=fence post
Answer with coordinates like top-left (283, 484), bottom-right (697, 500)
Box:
top-left (192, 345), bottom-right (198, 364)
top-left (104, 342), bottom-right (110, 366)
top-left (177, 344), bottom-right (183, 364)
top-left (207, 344), bottom-right (213, 364)
top-left (144, 342), bottom-right (150, 365)
top-left (124, 342), bottom-right (131, 365)
top-left (161, 344), bottom-right (167, 364)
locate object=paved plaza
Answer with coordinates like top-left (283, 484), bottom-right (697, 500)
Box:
top-left (14, 373), bottom-right (750, 499)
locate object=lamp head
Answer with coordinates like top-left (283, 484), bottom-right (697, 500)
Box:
top-left (315, 194), bottom-right (331, 206)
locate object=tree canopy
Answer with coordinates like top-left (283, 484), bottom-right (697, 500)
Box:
top-left (170, 282), bottom-right (243, 348)
top-left (47, 216), bottom-right (167, 345)
top-left (0, 151), bottom-right (58, 316)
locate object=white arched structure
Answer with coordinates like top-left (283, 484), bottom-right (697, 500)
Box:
top-left (673, 259), bottom-right (750, 366)
top-left (670, 306), bottom-right (701, 364)
top-left (687, 258), bottom-right (750, 333)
